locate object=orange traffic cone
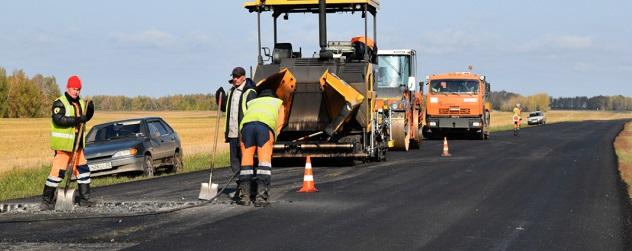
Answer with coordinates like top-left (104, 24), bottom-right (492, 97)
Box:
top-left (298, 156), bottom-right (318, 193)
top-left (441, 137), bottom-right (451, 157)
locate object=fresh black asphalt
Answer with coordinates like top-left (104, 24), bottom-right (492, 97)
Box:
top-left (1, 120), bottom-right (631, 250)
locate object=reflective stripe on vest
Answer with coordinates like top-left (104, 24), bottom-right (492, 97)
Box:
top-left (50, 95), bottom-right (85, 152)
top-left (240, 97), bottom-right (283, 137)
top-left (223, 88), bottom-right (257, 135)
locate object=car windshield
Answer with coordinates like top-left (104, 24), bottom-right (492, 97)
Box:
top-left (529, 112), bottom-right (541, 117)
top-left (377, 55), bottom-right (411, 88)
top-left (429, 79), bottom-right (479, 94)
top-left (87, 121), bottom-right (142, 143)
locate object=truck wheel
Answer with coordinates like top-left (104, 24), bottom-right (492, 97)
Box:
top-left (391, 118), bottom-right (409, 151)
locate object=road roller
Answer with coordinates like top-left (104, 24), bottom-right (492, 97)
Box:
top-left (375, 49), bottom-right (423, 151)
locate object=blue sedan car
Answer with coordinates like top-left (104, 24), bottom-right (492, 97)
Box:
top-left (84, 117), bottom-right (182, 177)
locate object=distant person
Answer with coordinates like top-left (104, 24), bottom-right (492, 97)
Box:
top-left (40, 75), bottom-right (95, 210)
top-left (513, 103), bottom-right (522, 133)
top-left (237, 88), bottom-right (285, 207)
top-left (215, 67), bottom-right (256, 201)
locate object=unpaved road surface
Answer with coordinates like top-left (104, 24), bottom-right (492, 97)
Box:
top-left (1, 120), bottom-right (631, 250)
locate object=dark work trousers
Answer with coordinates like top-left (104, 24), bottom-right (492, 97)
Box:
top-left (229, 138), bottom-right (242, 199)
top-left (228, 138), bottom-right (241, 174)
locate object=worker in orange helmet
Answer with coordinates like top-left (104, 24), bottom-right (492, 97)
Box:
top-left (40, 75), bottom-right (95, 210)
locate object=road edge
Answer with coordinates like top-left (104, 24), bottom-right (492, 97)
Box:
top-left (613, 120), bottom-right (632, 249)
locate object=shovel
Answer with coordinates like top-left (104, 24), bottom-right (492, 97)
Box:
top-left (55, 121), bottom-right (86, 211)
top-left (199, 95), bottom-right (223, 200)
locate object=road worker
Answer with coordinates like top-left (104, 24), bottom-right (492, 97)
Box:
top-left (237, 88), bottom-right (285, 207)
top-left (40, 75), bottom-right (94, 210)
top-left (215, 67), bottom-right (257, 201)
top-left (513, 103), bottom-right (522, 131)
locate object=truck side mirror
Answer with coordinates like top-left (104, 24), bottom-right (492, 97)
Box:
top-left (407, 76), bottom-right (416, 91)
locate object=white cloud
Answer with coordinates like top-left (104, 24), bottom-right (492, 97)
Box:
top-left (415, 29), bottom-right (487, 56)
top-left (572, 62), bottom-right (593, 72)
top-left (550, 35), bottom-right (593, 49)
top-left (109, 29), bottom-right (175, 48)
top-left (517, 35), bottom-right (593, 53)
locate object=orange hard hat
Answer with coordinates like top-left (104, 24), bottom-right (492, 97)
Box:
top-left (351, 36), bottom-right (375, 48)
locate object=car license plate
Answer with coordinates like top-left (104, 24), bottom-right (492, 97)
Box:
top-left (89, 162), bottom-right (112, 171)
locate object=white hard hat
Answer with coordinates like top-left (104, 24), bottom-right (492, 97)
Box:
top-left (516, 103), bottom-right (521, 107)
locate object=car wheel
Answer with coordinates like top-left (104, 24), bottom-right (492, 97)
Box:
top-left (169, 151), bottom-right (182, 174)
top-left (142, 155), bottom-right (155, 177)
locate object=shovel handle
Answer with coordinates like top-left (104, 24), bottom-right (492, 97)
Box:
top-left (62, 121), bottom-right (86, 191)
top-left (209, 95), bottom-right (223, 184)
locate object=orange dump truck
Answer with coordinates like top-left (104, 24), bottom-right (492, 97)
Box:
top-left (423, 72), bottom-right (491, 139)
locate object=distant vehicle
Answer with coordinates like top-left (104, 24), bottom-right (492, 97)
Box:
top-left (84, 117), bottom-right (182, 177)
top-left (528, 111), bottom-right (546, 125)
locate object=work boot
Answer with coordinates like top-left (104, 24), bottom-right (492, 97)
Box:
top-left (236, 182), bottom-right (251, 206)
top-left (253, 180), bottom-right (270, 208)
top-left (78, 183), bottom-right (95, 207)
top-left (39, 185), bottom-right (56, 211)
top-left (231, 180), bottom-right (241, 202)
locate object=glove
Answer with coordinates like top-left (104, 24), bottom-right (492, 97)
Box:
top-left (79, 115), bottom-right (88, 123)
top-left (87, 100), bottom-right (94, 111)
top-left (215, 87), bottom-right (226, 105)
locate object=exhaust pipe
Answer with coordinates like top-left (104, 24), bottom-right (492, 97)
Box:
top-left (319, 0), bottom-right (333, 59)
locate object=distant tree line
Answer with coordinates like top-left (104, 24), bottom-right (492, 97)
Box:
top-left (550, 95), bottom-right (632, 111)
top-left (0, 67), bottom-right (61, 118)
top-left (0, 67), bottom-right (217, 118)
top-left (489, 91), bottom-right (551, 112)
top-left (92, 94), bottom-right (216, 111)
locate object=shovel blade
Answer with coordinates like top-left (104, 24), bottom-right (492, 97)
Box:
top-left (198, 182), bottom-right (219, 201)
top-left (54, 188), bottom-right (76, 211)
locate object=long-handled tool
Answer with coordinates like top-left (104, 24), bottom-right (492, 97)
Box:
top-left (55, 121), bottom-right (86, 211)
top-left (292, 131), bottom-right (324, 142)
top-left (199, 95), bottom-right (223, 200)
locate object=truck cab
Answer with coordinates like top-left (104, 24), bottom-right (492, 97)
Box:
top-left (423, 72), bottom-right (491, 139)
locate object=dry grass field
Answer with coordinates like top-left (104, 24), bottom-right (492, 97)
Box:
top-left (2, 110), bottom-right (632, 176)
top-left (614, 122), bottom-right (632, 199)
top-left (0, 111), bottom-right (228, 175)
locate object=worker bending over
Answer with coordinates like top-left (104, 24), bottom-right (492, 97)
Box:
top-left (237, 88), bottom-right (285, 207)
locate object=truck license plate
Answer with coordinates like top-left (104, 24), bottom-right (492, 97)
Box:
top-left (89, 162), bottom-right (112, 171)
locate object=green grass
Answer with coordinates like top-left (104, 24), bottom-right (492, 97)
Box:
top-left (0, 151), bottom-right (229, 202)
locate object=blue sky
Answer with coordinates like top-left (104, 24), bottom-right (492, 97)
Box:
top-left (1, 0), bottom-right (630, 97)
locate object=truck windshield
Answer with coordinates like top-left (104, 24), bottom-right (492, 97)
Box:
top-left (377, 55), bottom-right (411, 88)
top-left (429, 80), bottom-right (479, 94)
top-left (87, 121), bottom-right (142, 143)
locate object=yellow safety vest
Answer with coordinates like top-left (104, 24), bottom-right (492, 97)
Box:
top-left (50, 95), bottom-right (85, 151)
top-left (240, 97), bottom-right (283, 138)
